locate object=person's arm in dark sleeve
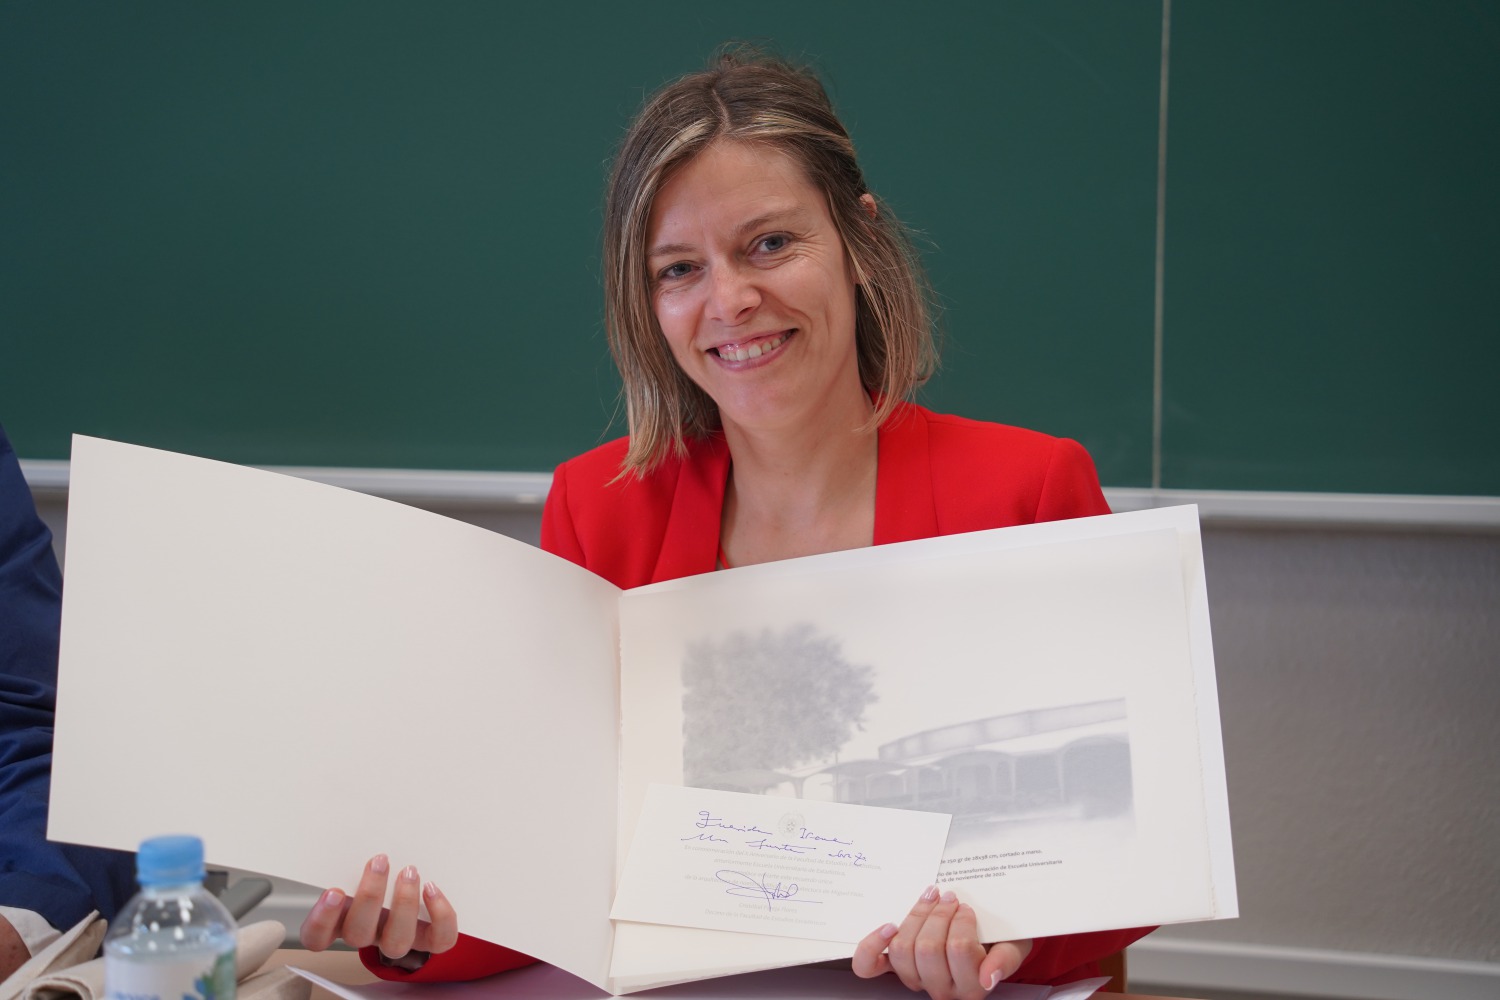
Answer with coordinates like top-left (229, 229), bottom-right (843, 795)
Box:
top-left (0, 424), bottom-right (136, 971)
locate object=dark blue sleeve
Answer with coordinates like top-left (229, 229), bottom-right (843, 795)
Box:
top-left (0, 424), bottom-right (136, 930)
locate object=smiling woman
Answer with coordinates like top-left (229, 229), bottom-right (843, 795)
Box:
top-left (603, 48), bottom-right (936, 481)
top-left (299, 47), bottom-right (1151, 1000)
top-left (646, 140), bottom-right (871, 557)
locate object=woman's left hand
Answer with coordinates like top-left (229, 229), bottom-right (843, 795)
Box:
top-left (851, 885), bottom-right (1033, 1000)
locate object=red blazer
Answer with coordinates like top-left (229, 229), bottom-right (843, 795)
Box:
top-left (364, 402), bottom-right (1152, 986)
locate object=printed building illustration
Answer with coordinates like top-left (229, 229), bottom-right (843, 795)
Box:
top-left (695, 698), bottom-right (1134, 827)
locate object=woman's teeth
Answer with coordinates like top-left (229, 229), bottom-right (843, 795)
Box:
top-left (716, 332), bottom-right (787, 362)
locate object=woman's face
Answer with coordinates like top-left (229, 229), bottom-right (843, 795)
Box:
top-left (646, 141), bottom-right (866, 439)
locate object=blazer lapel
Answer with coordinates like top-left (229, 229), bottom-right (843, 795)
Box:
top-left (874, 402), bottom-right (940, 544)
top-left (650, 433), bottom-right (731, 584)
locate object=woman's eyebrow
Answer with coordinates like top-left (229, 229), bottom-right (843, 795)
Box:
top-left (648, 207), bottom-right (810, 260)
top-left (732, 207), bottom-right (807, 240)
top-left (647, 240), bottom-right (696, 260)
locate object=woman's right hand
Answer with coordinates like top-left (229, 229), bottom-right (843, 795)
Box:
top-left (299, 854), bottom-right (458, 962)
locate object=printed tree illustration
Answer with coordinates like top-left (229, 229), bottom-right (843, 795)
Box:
top-left (682, 622), bottom-right (877, 786)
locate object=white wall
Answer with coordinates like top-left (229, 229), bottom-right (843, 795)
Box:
top-left (1174, 525), bottom-right (1499, 960)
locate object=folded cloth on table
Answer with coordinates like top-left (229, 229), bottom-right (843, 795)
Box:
top-left (8, 919), bottom-right (296, 1000)
top-left (0, 913), bottom-right (107, 1000)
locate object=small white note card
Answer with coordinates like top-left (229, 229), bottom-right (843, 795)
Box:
top-left (611, 784), bottom-right (951, 944)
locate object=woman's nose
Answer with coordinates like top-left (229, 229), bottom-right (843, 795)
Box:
top-left (706, 263), bottom-right (760, 323)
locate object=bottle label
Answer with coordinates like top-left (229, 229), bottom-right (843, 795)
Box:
top-left (106, 950), bottom-right (236, 1000)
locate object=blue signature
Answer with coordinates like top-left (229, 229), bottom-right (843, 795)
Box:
top-left (797, 827), bottom-right (853, 845)
top-left (745, 837), bottom-right (815, 855)
top-left (695, 811), bottom-right (772, 836)
top-left (828, 848), bottom-right (870, 866)
top-left (715, 870), bottom-right (821, 910)
top-left (680, 832), bottom-right (729, 844)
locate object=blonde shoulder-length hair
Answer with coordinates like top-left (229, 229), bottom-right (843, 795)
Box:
top-left (604, 47), bottom-right (937, 475)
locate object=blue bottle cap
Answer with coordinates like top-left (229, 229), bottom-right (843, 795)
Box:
top-left (136, 835), bottom-right (206, 885)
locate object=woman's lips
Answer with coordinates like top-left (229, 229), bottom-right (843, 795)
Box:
top-left (711, 330), bottom-right (792, 363)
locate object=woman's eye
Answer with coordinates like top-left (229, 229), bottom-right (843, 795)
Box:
top-left (659, 262), bottom-right (694, 281)
top-left (757, 234), bottom-right (790, 253)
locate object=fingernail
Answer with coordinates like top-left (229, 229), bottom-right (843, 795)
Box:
top-left (370, 853), bottom-right (389, 875)
top-left (878, 922), bottom-right (898, 940)
top-left (400, 865), bottom-right (419, 883)
top-left (320, 888), bottom-right (343, 908)
top-left (941, 889), bottom-right (957, 904)
top-left (423, 881), bottom-right (442, 900)
top-left (985, 971), bottom-right (1000, 991)
top-left (921, 884), bottom-right (939, 902)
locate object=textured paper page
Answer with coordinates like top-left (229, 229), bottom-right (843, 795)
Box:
top-left (50, 437), bottom-right (623, 988)
top-left (612, 506), bottom-right (1231, 989)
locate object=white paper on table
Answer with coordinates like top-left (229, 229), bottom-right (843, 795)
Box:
top-left (611, 784), bottom-right (950, 942)
top-left (51, 437), bottom-right (1233, 996)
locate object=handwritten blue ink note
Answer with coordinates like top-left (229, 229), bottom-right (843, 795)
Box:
top-left (610, 784), bottom-right (951, 943)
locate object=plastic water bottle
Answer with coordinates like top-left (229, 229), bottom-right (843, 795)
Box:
top-left (104, 836), bottom-right (237, 1000)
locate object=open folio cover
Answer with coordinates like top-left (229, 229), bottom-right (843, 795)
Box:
top-left (49, 437), bottom-right (1236, 995)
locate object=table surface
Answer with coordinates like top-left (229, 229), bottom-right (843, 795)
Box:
top-left (265, 949), bottom-right (1204, 1000)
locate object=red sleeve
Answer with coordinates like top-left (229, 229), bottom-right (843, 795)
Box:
top-left (1012, 926), bottom-right (1155, 986)
top-left (1035, 437), bottom-right (1112, 522)
top-left (358, 935), bottom-right (536, 983)
top-left (539, 459), bottom-right (586, 565)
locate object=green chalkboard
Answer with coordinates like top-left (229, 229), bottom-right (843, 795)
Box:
top-left (1, 1), bottom-right (1161, 484)
top-left (1162, 1), bottom-right (1500, 495)
top-left (4, 2), bottom-right (1495, 495)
